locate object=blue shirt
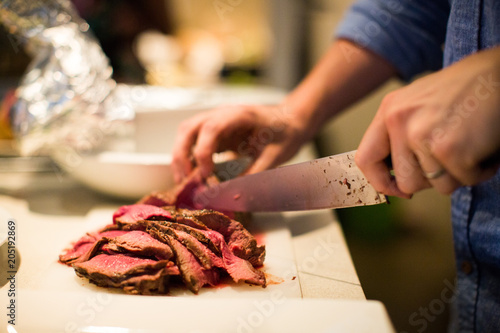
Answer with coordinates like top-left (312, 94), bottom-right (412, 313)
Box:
top-left (336, 1), bottom-right (500, 332)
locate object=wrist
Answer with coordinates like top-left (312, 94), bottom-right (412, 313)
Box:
top-left (281, 71), bottom-right (338, 139)
top-left (279, 97), bottom-right (324, 144)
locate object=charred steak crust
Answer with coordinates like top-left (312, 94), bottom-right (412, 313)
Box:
top-left (157, 233), bottom-right (220, 294)
top-left (105, 230), bottom-right (174, 260)
top-left (145, 223), bottom-right (223, 270)
top-left (123, 220), bottom-right (266, 287)
top-left (202, 230), bottom-right (266, 286)
top-left (176, 209), bottom-right (266, 267)
top-left (113, 204), bottom-right (174, 226)
top-left (59, 230), bottom-right (129, 265)
top-left (153, 221), bottom-right (220, 255)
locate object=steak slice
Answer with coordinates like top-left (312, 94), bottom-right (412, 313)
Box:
top-left (146, 223), bottom-right (223, 269)
top-left (172, 229), bottom-right (224, 269)
top-left (138, 191), bottom-right (177, 207)
top-left (74, 238), bottom-right (109, 263)
top-left (122, 268), bottom-right (174, 295)
top-left (177, 209), bottom-right (265, 267)
top-left (73, 254), bottom-right (177, 294)
top-left (113, 204), bottom-right (173, 226)
top-left (202, 230), bottom-right (266, 286)
top-left (137, 169), bottom-right (205, 209)
top-left (138, 170), bottom-right (239, 220)
top-left (59, 232), bottom-right (99, 264)
top-left (154, 221), bottom-right (220, 255)
top-left (105, 230), bottom-right (174, 260)
top-left (121, 220), bottom-right (218, 256)
top-left (152, 232), bottom-right (220, 294)
top-left (59, 230), bottom-right (128, 265)
top-left (59, 240), bottom-right (95, 264)
top-left (170, 213), bottom-right (209, 230)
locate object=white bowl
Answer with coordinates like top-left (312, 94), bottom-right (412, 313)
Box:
top-left (57, 151), bottom-right (174, 200)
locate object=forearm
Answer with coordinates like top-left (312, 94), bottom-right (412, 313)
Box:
top-left (283, 39), bottom-right (398, 140)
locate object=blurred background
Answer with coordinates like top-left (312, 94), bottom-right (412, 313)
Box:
top-left (0, 0), bottom-right (455, 332)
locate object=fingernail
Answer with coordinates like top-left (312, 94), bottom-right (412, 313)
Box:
top-left (390, 181), bottom-right (412, 199)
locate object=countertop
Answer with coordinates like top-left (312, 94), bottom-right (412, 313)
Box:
top-left (0, 145), bottom-right (395, 332)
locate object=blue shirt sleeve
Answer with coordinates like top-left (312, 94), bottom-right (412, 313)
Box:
top-left (335, 0), bottom-right (450, 81)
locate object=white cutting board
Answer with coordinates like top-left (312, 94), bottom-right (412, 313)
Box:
top-left (8, 207), bottom-right (301, 298)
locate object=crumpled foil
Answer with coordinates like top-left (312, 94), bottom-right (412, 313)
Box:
top-left (0, 0), bottom-right (134, 158)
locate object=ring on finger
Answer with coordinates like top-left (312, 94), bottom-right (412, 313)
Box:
top-left (423, 168), bottom-right (446, 179)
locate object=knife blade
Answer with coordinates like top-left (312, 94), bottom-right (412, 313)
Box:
top-left (192, 150), bottom-right (387, 212)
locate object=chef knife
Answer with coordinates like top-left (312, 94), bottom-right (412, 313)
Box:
top-left (192, 150), bottom-right (387, 212)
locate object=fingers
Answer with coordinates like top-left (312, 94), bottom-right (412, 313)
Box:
top-left (429, 124), bottom-right (500, 187)
top-left (413, 148), bottom-right (461, 195)
top-left (173, 111), bottom-right (224, 182)
top-left (356, 111), bottom-right (412, 198)
top-left (191, 124), bottom-right (220, 179)
top-left (360, 94), bottom-right (474, 196)
top-left (192, 117), bottom-right (232, 179)
top-left (172, 115), bottom-right (205, 183)
top-left (386, 112), bottom-right (431, 195)
top-left (172, 106), bottom-right (262, 182)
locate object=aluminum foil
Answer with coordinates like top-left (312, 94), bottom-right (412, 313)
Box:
top-left (0, 0), bottom-right (133, 157)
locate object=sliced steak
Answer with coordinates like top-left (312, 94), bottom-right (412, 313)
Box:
top-left (137, 170), bottom-right (238, 217)
top-left (61, 175), bottom-right (267, 295)
top-left (147, 223), bottom-right (223, 269)
top-left (105, 230), bottom-right (173, 260)
top-left (177, 209), bottom-right (265, 267)
top-left (73, 254), bottom-right (177, 294)
top-left (59, 230), bottom-right (128, 265)
top-left (138, 191), bottom-right (177, 207)
top-left (153, 233), bottom-right (220, 294)
top-left (73, 238), bottom-right (109, 263)
top-left (202, 230), bottom-right (266, 286)
top-left (174, 171), bottom-right (206, 210)
top-left (113, 204), bottom-right (174, 226)
top-left (59, 240), bottom-right (95, 265)
top-left (172, 229), bottom-right (224, 269)
top-left (137, 169), bottom-right (205, 209)
top-left (171, 213), bottom-right (209, 230)
top-left (137, 220), bottom-right (220, 256)
top-left (121, 267), bottom-right (176, 294)
top-left (175, 171), bottom-right (239, 219)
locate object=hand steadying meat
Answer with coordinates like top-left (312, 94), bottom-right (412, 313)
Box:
top-left (172, 40), bottom-right (396, 183)
top-left (171, 104), bottom-right (310, 183)
top-left (356, 46), bottom-right (500, 197)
